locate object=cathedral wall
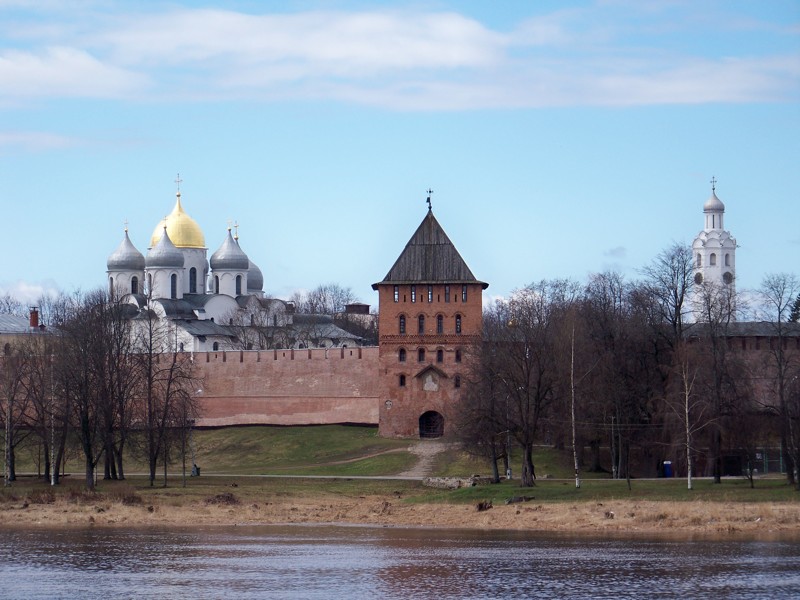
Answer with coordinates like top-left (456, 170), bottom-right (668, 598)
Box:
top-left (192, 347), bottom-right (381, 427)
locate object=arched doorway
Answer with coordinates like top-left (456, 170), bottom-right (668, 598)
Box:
top-left (419, 411), bottom-right (444, 439)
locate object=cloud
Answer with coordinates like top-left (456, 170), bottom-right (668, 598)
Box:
top-left (0, 46), bottom-right (148, 99)
top-left (0, 279), bottom-right (62, 305)
top-left (0, 4), bottom-right (796, 109)
top-left (604, 246), bottom-right (627, 259)
top-left (0, 130), bottom-right (78, 151)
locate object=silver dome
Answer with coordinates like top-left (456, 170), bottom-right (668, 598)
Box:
top-left (146, 228), bottom-right (185, 268)
top-left (247, 259), bottom-right (264, 291)
top-left (210, 230), bottom-right (249, 271)
top-left (107, 230), bottom-right (145, 271)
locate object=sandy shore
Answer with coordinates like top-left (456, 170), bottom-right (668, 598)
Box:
top-left (2, 493), bottom-right (798, 539)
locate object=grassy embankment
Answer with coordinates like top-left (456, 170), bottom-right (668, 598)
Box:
top-left (3, 424), bottom-right (797, 508)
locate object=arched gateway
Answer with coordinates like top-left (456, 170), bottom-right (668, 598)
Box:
top-left (419, 411), bottom-right (444, 438)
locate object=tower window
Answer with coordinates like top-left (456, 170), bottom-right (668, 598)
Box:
top-left (455, 349), bottom-right (462, 363)
top-left (445, 285), bottom-right (450, 303)
top-left (399, 374), bottom-right (406, 387)
top-left (190, 267), bottom-right (197, 294)
top-left (393, 285), bottom-right (399, 302)
top-left (418, 348), bottom-right (425, 362)
top-left (454, 374), bottom-right (461, 388)
top-left (436, 349), bottom-right (443, 363)
top-left (455, 314), bottom-right (462, 334)
top-left (436, 314), bottom-right (443, 334)
top-left (462, 285), bottom-right (467, 302)
top-left (170, 273), bottom-right (178, 299)
top-left (428, 285), bottom-right (433, 302)
top-left (411, 286), bottom-right (416, 303)
top-left (236, 275), bottom-right (242, 295)
top-left (399, 315), bottom-right (406, 335)
top-left (418, 315), bottom-right (425, 335)
top-left (131, 276), bottom-right (138, 295)
top-left (399, 348), bottom-right (406, 362)
top-left (710, 253), bottom-right (717, 266)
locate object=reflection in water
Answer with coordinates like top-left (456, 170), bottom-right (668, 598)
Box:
top-left (0, 526), bottom-right (798, 599)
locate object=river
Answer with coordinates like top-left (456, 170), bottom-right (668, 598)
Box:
top-left (1, 525), bottom-right (797, 599)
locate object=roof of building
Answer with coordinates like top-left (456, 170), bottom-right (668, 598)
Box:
top-left (177, 319), bottom-right (237, 338)
top-left (686, 321), bottom-right (800, 338)
top-left (146, 228), bottom-right (185, 268)
top-left (372, 209), bottom-right (488, 289)
top-left (210, 229), bottom-right (250, 271)
top-left (149, 191), bottom-right (205, 249)
top-left (107, 229), bottom-right (145, 272)
top-left (0, 314), bottom-right (34, 334)
top-left (704, 190), bottom-right (725, 212)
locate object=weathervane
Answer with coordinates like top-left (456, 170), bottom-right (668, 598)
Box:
top-left (426, 189), bottom-right (433, 211)
top-left (710, 176), bottom-right (717, 193)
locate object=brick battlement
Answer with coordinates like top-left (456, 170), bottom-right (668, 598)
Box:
top-left (193, 345), bottom-right (375, 365)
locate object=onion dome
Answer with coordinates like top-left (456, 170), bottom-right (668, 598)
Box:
top-left (247, 259), bottom-right (264, 291)
top-left (150, 191), bottom-right (205, 248)
top-left (210, 229), bottom-right (249, 271)
top-left (704, 190), bottom-right (725, 212)
top-left (107, 229), bottom-right (145, 271)
top-left (146, 228), bottom-right (185, 268)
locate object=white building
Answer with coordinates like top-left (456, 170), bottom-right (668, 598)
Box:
top-left (691, 180), bottom-right (737, 318)
top-left (106, 185), bottom-right (362, 352)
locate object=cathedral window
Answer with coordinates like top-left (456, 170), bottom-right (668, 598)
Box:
top-left (393, 285), bottom-right (399, 302)
top-left (399, 374), bottom-right (406, 387)
top-left (131, 276), bottom-right (139, 295)
top-left (710, 253), bottom-right (717, 266)
top-left (399, 348), bottom-right (406, 362)
top-left (725, 253), bottom-right (730, 267)
top-left (399, 315), bottom-right (406, 335)
top-left (190, 267), bottom-right (197, 293)
top-left (236, 275), bottom-right (242, 295)
top-left (418, 348), bottom-right (425, 362)
top-left (213, 342), bottom-right (219, 351)
top-left (411, 286), bottom-right (416, 303)
top-left (436, 349), bottom-right (443, 363)
top-left (436, 314), bottom-right (443, 334)
top-left (455, 314), bottom-right (462, 334)
top-left (418, 315), bottom-right (425, 335)
top-left (696, 254), bottom-right (702, 268)
top-left (147, 273), bottom-right (152, 295)
top-left (214, 275), bottom-right (220, 295)
top-left (170, 274), bottom-right (178, 299)
top-left (108, 277), bottom-right (114, 295)
top-left (428, 285), bottom-right (433, 302)
top-left (445, 285), bottom-right (450, 303)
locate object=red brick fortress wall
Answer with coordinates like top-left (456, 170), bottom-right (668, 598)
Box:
top-left (192, 347), bottom-right (381, 427)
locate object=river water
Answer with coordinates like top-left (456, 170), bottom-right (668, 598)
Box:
top-left (0, 525), bottom-right (797, 599)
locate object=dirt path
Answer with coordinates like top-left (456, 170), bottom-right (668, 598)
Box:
top-left (396, 440), bottom-right (449, 478)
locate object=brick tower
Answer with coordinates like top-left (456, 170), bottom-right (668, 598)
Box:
top-left (373, 201), bottom-right (488, 438)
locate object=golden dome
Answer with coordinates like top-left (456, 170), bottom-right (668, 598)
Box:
top-left (150, 192), bottom-right (205, 249)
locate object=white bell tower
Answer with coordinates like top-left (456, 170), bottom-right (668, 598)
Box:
top-left (691, 177), bottom-right (737, 304)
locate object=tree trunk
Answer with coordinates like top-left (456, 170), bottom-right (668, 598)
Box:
top-left (521, 443), bottom-right (536, 487)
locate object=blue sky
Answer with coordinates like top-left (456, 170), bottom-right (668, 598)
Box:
top-left (1, 0), bottom-right (798, 308)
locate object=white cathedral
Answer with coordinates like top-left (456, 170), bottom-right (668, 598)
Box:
top-left (106, 186), bottom-right (362, 352)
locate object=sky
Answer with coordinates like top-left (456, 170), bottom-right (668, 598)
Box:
top-left (1, 0), bottom-right (798, 309)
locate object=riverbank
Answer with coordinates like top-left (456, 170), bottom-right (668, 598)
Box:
top-left (2, 480), bottom-right (798, 539)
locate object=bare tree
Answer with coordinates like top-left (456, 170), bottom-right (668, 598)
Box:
top-left (291, 283), bottom-right (358, 315)
top-left (0, 293), bottom-right (23, 316)
top-left (132, 301), bottom-right (199, 486)
top-left (758, 273), bottom-right (800, 487)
